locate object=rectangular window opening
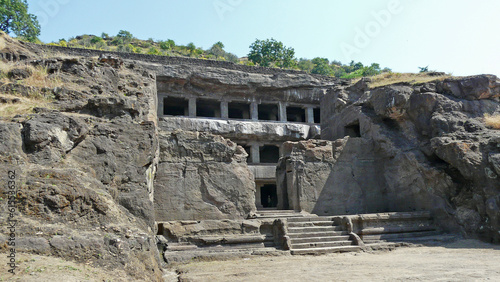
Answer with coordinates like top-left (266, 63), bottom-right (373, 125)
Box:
top-left (259, 145), bottom-right (280, 164)
top-left (228, 102), bottom-right (251, 119)
top-left (163, 97), bottom-right (188, 116)
top-left (258, 103), bottom-right (279, 121)
top-left (196, 99), bottom-right (221, 118)
top-left (286, 106), bottom-right (306, 122)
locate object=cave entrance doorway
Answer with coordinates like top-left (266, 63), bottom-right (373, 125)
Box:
top-left (259, 184), bottom-right (278, 208)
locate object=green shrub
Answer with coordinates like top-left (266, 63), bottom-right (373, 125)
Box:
top-left (90, 36), bottom-right (104, 44)
top-left (147, 47), bottom-right (160, 55)
top-left (159, 40), bottom-right (175, 50)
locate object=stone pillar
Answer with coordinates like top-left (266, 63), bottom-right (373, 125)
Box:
top-left (157, 94), bottom-right (165, 117)
top-left (255, 184), bottom-right (263, 209)
top-left (306, 107), bottom-right (314, 124)
top-left (188, 98), bottom-right (196, 117)
top-left (279, 102), bottom-right (287, 122)
top-left (251, 102), bottom-right (259, 121)
top-left (221, 101), bottom-right (229, 119)
top-left (251, 144), bottom-right (260, 164)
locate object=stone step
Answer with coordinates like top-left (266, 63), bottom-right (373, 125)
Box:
top-left (287, 217), bottom-right (333, 223)
top-left (290, 235), bottom-right (351, 244)
top-left (288, 221), bottom-right (337, 227)
top-left (386, 234), bottom-right (457, 244)
top-left (358, 223), bottom-right (435, 235)
top-left (355, 211), bottom-right (432, 221)
top-left (256, 214), bottom-right (306, 219)
top-left (288, 231), bottom-right (349, 238)
top-left (288, 226), bottom-right (344, 233)
top-left (291, 240), bottom-right (355, 249)
top-left (290, 245), bottom-right (361, 255)
top-left (163, 247), bottom-right (286, 264)
top-left (257, 210), bottom-right (297, 214)
top-left (361, 230), bottom-right (441, 243)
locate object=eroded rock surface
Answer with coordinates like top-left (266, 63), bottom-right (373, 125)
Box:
top-left (154, 130), bottom-right (256, 221)
top-left (320, 75), bottom-right (500, 242)
top-left (0, 33), bottom-right (163, 280)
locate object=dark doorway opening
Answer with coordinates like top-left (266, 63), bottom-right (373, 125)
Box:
top-left (196, 99), bottom-right (220, 118)
top-left (260, 145), bottom-right (280, 164)
top-left (258, 103), bottom-right (279, 121)
top-left (163, 97), bottom-right (188, 116)
top-left (313, 108), bottom-right (321, 124)
top-left (287, 106), bottom-right (305, 122)
top-left (345, 122), bottom-right (361, 137)
top-left (261, 184), bottom-right (278, 208)
top-left (243, 145), bottom-right (252, 163)
top-left (228, 102), bottom-right (250, 119)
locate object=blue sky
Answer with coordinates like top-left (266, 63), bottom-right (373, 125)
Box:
top-left (26, 0), bottom-right (500, 76)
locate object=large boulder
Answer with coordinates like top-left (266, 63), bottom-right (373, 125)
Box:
top-left (154, 130), bottom-right (256, 221)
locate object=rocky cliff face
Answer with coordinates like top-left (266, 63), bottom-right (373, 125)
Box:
top-left (0, 33), bottom-right (338, 279)
top-left (154, 130), bottom-right (255, 221)
top-left (320, 75), bottom-right (500, 242)
top-left (0, 34), bottom-right (163, 280)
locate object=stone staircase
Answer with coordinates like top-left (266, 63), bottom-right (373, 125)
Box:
top-left (286, 216), bottom-right (361, 255)
top-left (350, 211), bottom-right (457, 247)
top-left (255, 209), bottom-right (307, 219)
top-left (158, 211), bottom-right (456, 263)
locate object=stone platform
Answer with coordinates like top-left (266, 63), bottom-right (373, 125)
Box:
top-left (156, 211), bottom-right (457, 263)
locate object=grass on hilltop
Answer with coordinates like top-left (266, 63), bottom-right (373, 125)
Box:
top-left (363, 72), bottom-right (452, 88)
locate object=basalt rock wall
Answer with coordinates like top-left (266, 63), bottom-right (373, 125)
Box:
top-left (0, 33), bottom-right (343, 279)
top-left (320, 76), bottom-right (500, 242)
top-left (154, 130), bottom-right (256, 221)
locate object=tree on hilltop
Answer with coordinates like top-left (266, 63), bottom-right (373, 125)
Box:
top-left (0, 0), bottom-right (40, 42)
top-left (248, 38), bottom-right (297, 68)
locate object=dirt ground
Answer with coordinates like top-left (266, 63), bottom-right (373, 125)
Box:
top-left (0, 253), bottom-right (133, 281)
top-left (173, 239), bottom-right (500, 282)
top-left (1, 239), bottom-right (499, 281)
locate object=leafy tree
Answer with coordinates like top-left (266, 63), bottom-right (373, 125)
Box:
top-left (223, 52), bottom-right (239, 63)
top-left (0, 0), bottom-right (40, 42)
top-left (332, 66), bottom-right (346, 78)
top-left (208, 41), bottom-right (225, 58)
top-left (311, 57), bottom-right (334, 76)
top-left (90, 36), bottom-right (104, 45)
top-left (298, 58), bottom-right (314, 73)
top-left (330, 60), bottom-right (342, 67)
top-left (186, 42), bottom-right (196, 53)
top-left (248, 38), bottom-right (297, 68)
top-left (116, 30), bottom-right (134, 42)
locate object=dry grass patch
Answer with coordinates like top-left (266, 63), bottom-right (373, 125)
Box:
top-left (0, 61), bottom-right (62, 88)
top-left (365, 72), bottom-right (452, 88)
top-left (0, 94), bottom-right (53, 118)
top-left (484, 114), bottom-right (500, 129)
